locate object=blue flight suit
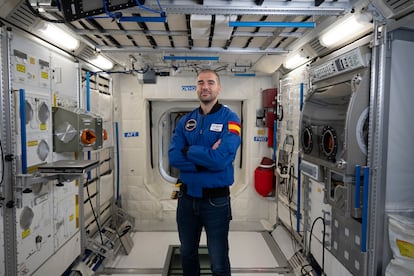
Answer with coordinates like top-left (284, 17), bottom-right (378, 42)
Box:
top-left (168, 102), bottom-right (241, 276)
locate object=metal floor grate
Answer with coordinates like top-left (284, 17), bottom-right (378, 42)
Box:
top-left (163, 245), bottom-right (212, 276)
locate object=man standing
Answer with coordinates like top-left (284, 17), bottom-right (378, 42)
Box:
top-left (168, 69), bottom-right (241, 276)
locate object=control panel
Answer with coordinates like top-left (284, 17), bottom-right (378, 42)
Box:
top-left (310, 47), bottom-right (370, 82)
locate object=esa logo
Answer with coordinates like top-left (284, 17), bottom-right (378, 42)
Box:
top-left (254, 136), bottom-right (268, 142)
top-left (124, 131), bottom-right (139, 137)
top-left (181, 85), bottom-right (196, 92)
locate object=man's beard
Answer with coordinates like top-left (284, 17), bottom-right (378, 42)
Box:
top-left (199, 93), bottom-right (216, 105)
top-left (200, 98), bottom-right (215, 104)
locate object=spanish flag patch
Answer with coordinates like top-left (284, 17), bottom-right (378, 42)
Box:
top-left (228, 121), bottom-right (241, 136)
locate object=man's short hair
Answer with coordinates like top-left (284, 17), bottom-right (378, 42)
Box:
top-left (197, 69), bottom-right (220, 85)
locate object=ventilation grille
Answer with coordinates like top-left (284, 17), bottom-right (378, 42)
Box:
top-left (6, 2), bottom-right (38, 30)
top-left (300, 160), bottom-right (322, 181)
top-left (376, 0), bottom-right (414, 19)
top-left (289, 251), bottom-right (309, 274)
top-left (385, 0), bottom-right (414, 18)
top-left (308, 37), bottom-right (328, 56)
top-left (77, 45), bottom-right (97, 62)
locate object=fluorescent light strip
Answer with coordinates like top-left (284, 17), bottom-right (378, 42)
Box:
top-left (38, 23), bottom-right (79, 51)
top-left (229, 21), bottom-right (315, 28)
top-left (284, 53), bottom-right (308, 69)
top-left (319, 15), bottom-right (372, 48)
top-left (90, 55), bottom-right (113, 70)
top-left (163, 56), bottom-right (220, 61)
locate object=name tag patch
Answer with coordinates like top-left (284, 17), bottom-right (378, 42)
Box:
top-left (210, 123), bottom-right (223, 132)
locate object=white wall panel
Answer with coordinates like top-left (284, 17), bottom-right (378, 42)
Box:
top-left (50, 52), bottom-right (78, 100)
top-left (118, 73), bottom-right (276, 230)
top-left (385, 38), bottom-right (414, 210)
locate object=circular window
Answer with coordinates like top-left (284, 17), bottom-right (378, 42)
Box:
top-left (37, 139), bottom-right (50, 161)
top-left (356, 107), bottom-right (369, 156)
top-left (25, 100), bottom-right (34, 125)
top-left (38, 102), bottom-right (50, 124)
top-left (20, 206), bottom-right (34, 230)
top-left (321, 125), bottom-right (338, 161)
top-left (302, 126), bottom-right (313, 154)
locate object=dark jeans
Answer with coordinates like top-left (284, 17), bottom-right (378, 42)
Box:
top-left (176, 192), bottom-right (232, 276)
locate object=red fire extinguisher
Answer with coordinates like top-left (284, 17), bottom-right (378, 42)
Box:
top-left (254, 157), bottom-right (275, 197)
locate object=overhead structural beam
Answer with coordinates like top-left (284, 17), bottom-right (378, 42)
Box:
top-left (124, 3), bottom-right (346, 16)
top-left (75, 29), bottom-right (300, 38)
top-left (163, 56), bottom-right (220, 61)
top-left (255, 0), bottom-right (265, 5)
top-left (97, 46), bottom-right (288, 54)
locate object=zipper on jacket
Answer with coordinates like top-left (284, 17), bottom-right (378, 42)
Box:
top-left (199, 115), bottom-right (205, 135)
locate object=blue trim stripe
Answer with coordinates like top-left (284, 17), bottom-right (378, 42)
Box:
top-left (234, 73), bottom-right (256, 77)
top-left (229, 21), bottom-right (315, 28)
top-left (361, 166), bottom-right (370, 252)
top-left (115, 122), bottom-right (120, 203)
top-left (118, 16), bottom-right (167, 22)
top-left (163, 56), bottom-right (219, 61)
top-left (19, 89), bottom-right (27, 174)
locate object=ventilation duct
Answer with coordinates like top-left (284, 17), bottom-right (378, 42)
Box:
top-left (190, 15), bottom-right (235, 40)
top-left (191, 15), bottom-right (212, 39)
top-left (251, 55), bottom-right (284, 74)
top-left (214, 15), bottom-right (237, 40)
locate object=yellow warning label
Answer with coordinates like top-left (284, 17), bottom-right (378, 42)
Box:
top-left (22, 228), bottom-right (30, 239)
top-left (40, 123), bottom-right (47, 130)
top-left (27, 140), bottom-right (38, 147)
top-left (75, 194), bottom-right (79, 228)
top-left (41, 71), bottom-right (49, 79)
top-left (397, 239), bottom-right (414, 259)
top-left (16, 64), bottom-right (25, 73)
top-left (30, 57), bottom-right (35, 64)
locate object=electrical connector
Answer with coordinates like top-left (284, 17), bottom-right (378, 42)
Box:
top-left (307, 253), bottom-right (323, 276)
top-left (171, 181), bottom-right (182, 199)
top-left (170, 190), bottom-right (179, 199)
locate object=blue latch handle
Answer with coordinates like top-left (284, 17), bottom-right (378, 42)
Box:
top-left (361, 166), bottom-right (370, 252)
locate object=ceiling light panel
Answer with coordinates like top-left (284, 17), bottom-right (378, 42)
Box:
top-left (38, 23), bottom-right (80, 51)
top-left (319, 14), bottom-right (372, 48)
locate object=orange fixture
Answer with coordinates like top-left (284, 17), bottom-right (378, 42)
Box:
top-left (81, 129), bottom-right (97, 145)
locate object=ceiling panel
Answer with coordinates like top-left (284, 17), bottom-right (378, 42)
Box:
top-left (2, 0), bottom-right (388, 75)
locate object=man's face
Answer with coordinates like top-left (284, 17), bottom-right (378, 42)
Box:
top-left (197, 72), bottom-right (221, 104)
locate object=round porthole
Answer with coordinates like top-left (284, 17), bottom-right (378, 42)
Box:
top-left (38, 102), bottom-right (50, 124)
top-left (20, 206), bottom-right (34, 230)
top-left (37, 139), bottom-right (50, 161)
top-left (321, 125), bottom-right (338, 161)
top-left (25, 100), bottom-right (34, 125)
top-left (356, 107), bottom-right (369, 156)
top-left (302, 126), bottom-right (313, 154)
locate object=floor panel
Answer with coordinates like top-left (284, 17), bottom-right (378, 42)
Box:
top-left (101, 231), bottom-right (288, 275)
